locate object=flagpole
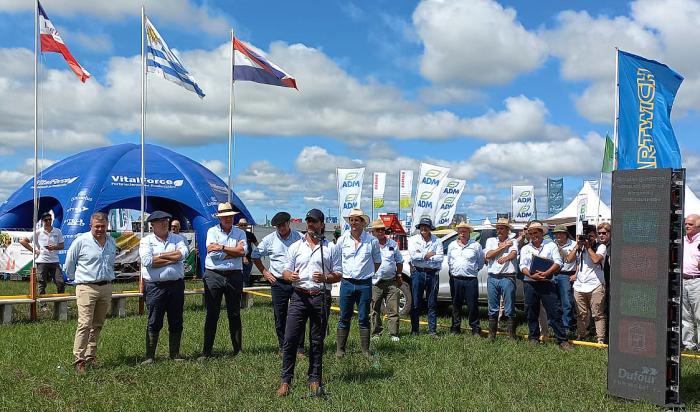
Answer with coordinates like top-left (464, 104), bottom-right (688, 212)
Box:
top-left (30, 0), bottom-right (39, 320)
top-left (612, 47), bottom-right (620, 171)
top-left (228, 28), bottom-right (234, 203)
top-left (139, 5), bottom-right (147, 315)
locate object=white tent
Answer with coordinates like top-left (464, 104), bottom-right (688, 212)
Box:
top-left (686, 186), bottom-right (700, 217)
top-left (545, 181), bottom-right (611, 225)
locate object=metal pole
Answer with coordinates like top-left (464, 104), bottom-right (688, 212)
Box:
top-left (139, 5), bottom-right (147, 314)
top-left (30, 0), bottom-right (39, 319)
top-left (612, 47), bottom-right (620, 170)
top-left (228, 28), bottom-right (234, 203)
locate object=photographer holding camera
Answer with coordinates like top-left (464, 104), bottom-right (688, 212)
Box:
top-left (571, 223), bottom-right (607, 344)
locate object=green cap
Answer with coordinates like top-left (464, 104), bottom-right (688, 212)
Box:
top-left (552, 224), bottom-right (569, 234)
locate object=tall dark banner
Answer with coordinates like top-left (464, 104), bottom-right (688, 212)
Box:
top-left (547, 178), bottom-right (563, 215)
top-left (608, 168), bottom-right (684, 408)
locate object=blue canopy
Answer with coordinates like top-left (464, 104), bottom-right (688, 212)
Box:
top-left (0, 143), bottom-right (254, 271)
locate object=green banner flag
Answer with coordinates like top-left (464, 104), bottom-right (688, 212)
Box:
top-left (602, 134), bottom-right (615, 173)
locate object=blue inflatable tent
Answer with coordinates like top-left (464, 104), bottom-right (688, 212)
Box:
top-left (0, 143), bottom-right (254, 271)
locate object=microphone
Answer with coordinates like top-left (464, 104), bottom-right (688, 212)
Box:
top-left (311, 230), bottom-right (325, 242)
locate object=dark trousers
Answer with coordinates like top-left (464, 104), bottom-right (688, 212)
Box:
top-left (338, 278), bottom-right (372, 330)
top-left (36, 262), bottom-right (65, 295)
top-left (271, 280), bottom-right (306, 352)
top-left (281, 290), bottom-right (330, 385)
top-left (242, 261), bottom-right (253, 287)
top-left (450, 276), bottom-right (480, 333)
top-left (523, 281), bottom-right (567, 343)
top-left (410, 268), bottom-right (440, 333)
top-left (203, 269), bottom-right (243, 355)
top-left (145, 279), bottom-right (185, 334)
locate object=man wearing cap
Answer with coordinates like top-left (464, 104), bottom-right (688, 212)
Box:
top-left (571, 224), bottom-right (607, 344)
top-left (277, 208), bottom-right (342, 397)
top-left (369, 218), bottom-right (404, 342)
top-left (553, 225), bottom-right (577, 334)
top-left (139, 211), bottom-right (189, 365)
top-left (200, 202), bottom-right (247, 359)
top-left (252, 211), bottom-right (306, 356)
top-left (237, 218), bottom-right (258, 288)
top-left (20, 212), bottom-right (65, 299)
top-left (519, 221), bottom-right (573, 350)
top-left (447, 221), bottom-right (484, 336)
top-left (682, 215), bottom-right (700, 350)
top-left (484, 218), bottom-right (519, 340)
top-left (408, 216), bottom-right (444, 336)
top-left (64, 212), bottom-right (117, 374)
top-left (336, 208), bottom-right (381, 358)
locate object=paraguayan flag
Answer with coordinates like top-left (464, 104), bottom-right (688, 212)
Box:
top-left (145, 17), bottom-right (205, 98)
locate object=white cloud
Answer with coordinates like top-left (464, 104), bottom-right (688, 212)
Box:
top-left (238, 189), bottom-right (267, 202)
top-left (0, 158), bottom-right (56, 202)
top-left (1, 0), bottom-right (229, 35)
top-left (414, 0), bottom-right (547, 87)
top-left (200, 159), bottom-right (225, 175)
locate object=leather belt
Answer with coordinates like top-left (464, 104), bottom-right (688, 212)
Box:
top-left (683, 275), bottom-right (700, 280)
top-left (294, 288), bottom-right (325, 296)
top-left (78, 280), bottom-right (111, 286)
top-left (488, 273), bottom-right (516, 279)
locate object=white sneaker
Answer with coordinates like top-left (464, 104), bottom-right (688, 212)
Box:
top-left (391, 336), bottom-right (400, 342)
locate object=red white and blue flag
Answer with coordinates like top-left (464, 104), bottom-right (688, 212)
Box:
top-left (38, 1), bottom-right (90, 82)
top-left (233, 39), bottom-right (297, 89)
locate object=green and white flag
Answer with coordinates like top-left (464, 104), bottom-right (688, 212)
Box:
top-left (372, 172), bottom-right (386, 209)
top-left (602, 134), bottom-right (615, 173)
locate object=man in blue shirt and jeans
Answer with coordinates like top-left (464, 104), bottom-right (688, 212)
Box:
top-left (408, 217), bottom-right (444, 336)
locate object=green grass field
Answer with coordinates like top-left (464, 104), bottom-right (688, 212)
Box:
top-left (2, 282), bottom-right (700, 411)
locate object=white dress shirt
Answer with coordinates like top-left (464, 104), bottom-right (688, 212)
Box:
top-left (139, 232), bottom-right (189, 282)
top-left (338, 231), bottom-right (382, 281)
top-left (484, 236), bottom-right (518, 274)
top-left (573, 244), bottom-right (607, 293)
top-left (252, 230), bottom-right (303, 278)
top-left (408, 233), bottom-right (443, 270)
top-left (447, 238), bottom-right (484, 277)
top-left (284, 237), bottom-right (342, 291)
top-left (205, 224), bottom-right (247, 270)
top-left (373, 238), bottom-right (404, 284)
top-left (519, 241), bottom-right (562, 283)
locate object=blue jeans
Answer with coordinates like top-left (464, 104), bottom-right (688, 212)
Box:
top-left (523, 280), bottom-right (567, 343)
top-left (337, 278), bottom-right (372, 330)
top-left (410, 268), bottom-right (440, 334)
top-left (553, 274), bottom-right (573, 331)
top-left (487, 275), bottom-right (516, 318)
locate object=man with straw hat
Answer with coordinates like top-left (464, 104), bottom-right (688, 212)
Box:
top-left (484, 218), bottom-right (519, 340)
top-left (519, 221), bottom-right (573, 351)
top-left (369, 218), bottom-right (404, 342)
top-left (553, 224), bottom-right (577, 335)
top-left (408, 216), bottom-right (444, 336)
top-left (447, 221), bottom-right (484, 336)
top-left (199, 202), bottom-right (247, 360)
top-left (336, 208), bottom-right (381, 358)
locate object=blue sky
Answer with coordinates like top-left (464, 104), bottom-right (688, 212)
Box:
top-left (2, 0), bottom-right (700, 224)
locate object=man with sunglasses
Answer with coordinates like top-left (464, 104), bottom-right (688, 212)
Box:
top-left (571, 225), bottom-right (607, 343)
top-left (276, 208), bottom-right (341, 397)
top-left (20, 212), bottom-right (65, 299)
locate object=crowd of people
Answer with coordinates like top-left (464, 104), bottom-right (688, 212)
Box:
top-left (18, 205), bottom-right (700, 397)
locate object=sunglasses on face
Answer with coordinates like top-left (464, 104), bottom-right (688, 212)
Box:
top-left (598, 231), bottom-right (608, 235)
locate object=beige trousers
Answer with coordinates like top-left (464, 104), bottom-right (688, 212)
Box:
top-left (73, 283), bottom-right (112, 363)
top-left (574, 284), bottom-right (606, 343)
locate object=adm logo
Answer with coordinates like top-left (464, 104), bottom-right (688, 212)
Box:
top-left (343, 194), bottom-right (358, 209)
top-left (417, 190), bottom-right (433, 208)
top-left (517, 190), bottom-right (532, 203)
top-left (516, 205), bottom-right (531, 219)
top-left (421, 169), bottom-right (442, 185)
top-left (440, 196), bottom-right (455, 210)
top-left (341, 172), bottom-right (360, 188)
top-left (444, 180), bottom-right (461, 195)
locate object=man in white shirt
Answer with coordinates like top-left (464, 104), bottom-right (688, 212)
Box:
top-left (200, 202), bottom-right (247, 359)
top-left (553, 224), bottom-right (577, 335)
top-left (64, 212), bottom-right (117, 374)
top-left (408, 216), bottom-right (444, 336)
top-left (139, 211), bottom-right (189, 365)
top-left (20, 212), bottom-right (65, 297)
top-left (519, 222), bottom-right (573, 351)
top-left (336, 208), bottom-right (381, 358)
top-left (682, 215), bottom-right (700, 350)
top-left (369, 218), bottom-right (404, 342)
top-left (252, 211), bottom-right (306, 356)
top-left (277, 208), bottom-right (342, 397)
top-left (447, 222), bottom-right (484, 336)
top-left (484, 218), bottom-right (519, 340)
top-left (571, 225), bottom-right (607, 343)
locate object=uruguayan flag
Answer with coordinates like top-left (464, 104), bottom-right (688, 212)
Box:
top-left (145, 17), bottom-right (205, 98)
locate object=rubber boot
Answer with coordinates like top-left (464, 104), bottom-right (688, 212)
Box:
top-left (141, 331), bottom-right (159, 365)
top-left (335, 328), bottom-right (348, 358)
top-left (507, 317), bottom-right (518, 340)
top-left (169, 330), bottom-right (184, 361)
top-left (488, 316), bottom-right (498, 342)
top-left (359, 328), bottom-right (371, 358)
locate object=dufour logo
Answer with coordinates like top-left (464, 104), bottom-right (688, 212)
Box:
top-left (617, 367), bottom-right (658, 385)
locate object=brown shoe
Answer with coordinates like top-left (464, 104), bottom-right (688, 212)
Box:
top-left (276, 383), bottom-right (290, 397)
top-left (559, 342), bottom-right (574, 352)
top-left (75, 362), bottom-right (86, 375)
top-left (308, 381), bottom-right (324, 397)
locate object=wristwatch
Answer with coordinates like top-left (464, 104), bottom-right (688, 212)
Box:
top-left (220, 244), bottom-right (225, 251)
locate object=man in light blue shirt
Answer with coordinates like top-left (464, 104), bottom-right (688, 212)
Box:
top-left (336, 208), bottom-right (381, 358)
top-left (408, 216), bottom-right (444, 335)
top-left (64, 212), bottom-right (116, 374)
top-left (139, 211), bottom-right (189, 365)
top-left (447, 222), bottom-right (484, 336)
top-left (200, 202), bottom-right (247, 359)
top-left (252, 211), bottom-right (306, 356)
